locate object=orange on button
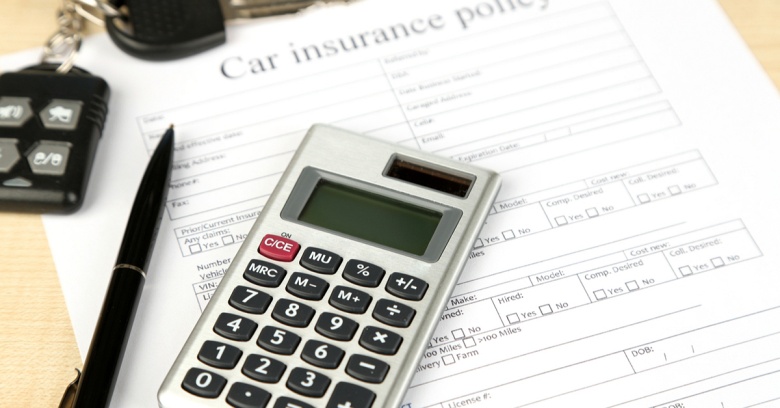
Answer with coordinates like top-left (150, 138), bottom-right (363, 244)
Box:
top-left (258, 234), bottom-right (300, 262)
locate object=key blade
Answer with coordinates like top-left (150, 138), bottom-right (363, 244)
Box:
top-left (220, 0), bottom-right (353, 20)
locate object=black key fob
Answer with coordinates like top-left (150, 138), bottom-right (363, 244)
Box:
top-left (0, 64), bottom-right (110, 213)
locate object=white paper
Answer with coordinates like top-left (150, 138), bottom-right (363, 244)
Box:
top-left (3, 0), bottom-right (779, 406)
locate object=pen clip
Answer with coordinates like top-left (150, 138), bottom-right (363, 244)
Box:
top-left (58, 369), bottom-right (81, 408)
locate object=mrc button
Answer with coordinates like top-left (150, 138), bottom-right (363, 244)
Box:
top-left (258, 234), bottom-right (300, 262)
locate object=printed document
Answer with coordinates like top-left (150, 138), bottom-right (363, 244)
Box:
top-left (2, 0), bottom-right (779, 406)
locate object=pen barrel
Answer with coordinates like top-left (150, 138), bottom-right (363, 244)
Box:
top-left (72, 266), bottom-right (145, 408)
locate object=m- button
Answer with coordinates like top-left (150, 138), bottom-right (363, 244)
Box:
top-left (258, 234), bottom-right (300, 262)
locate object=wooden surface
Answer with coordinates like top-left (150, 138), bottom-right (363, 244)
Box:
top-left (0, 1), bottom-right (779, 407)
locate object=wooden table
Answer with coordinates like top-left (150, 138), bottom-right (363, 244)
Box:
top-left (1, 1), bottom-right (779, 406)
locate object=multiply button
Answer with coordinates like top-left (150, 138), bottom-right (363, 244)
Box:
top-left (300, 247), bottom-right (342, 274)
top-left (359, 326), bottom-right (402, 355)
top-left (386, 272), bottom-right (428, 301)
top-left (258, 234), bottom-right (300, 262)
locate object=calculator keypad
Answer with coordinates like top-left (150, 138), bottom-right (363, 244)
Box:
top-left (184, 237), bottom-right (430, 407)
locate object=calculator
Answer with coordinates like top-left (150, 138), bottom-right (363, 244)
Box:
top-left (158, 125), bottom-right (501, 408)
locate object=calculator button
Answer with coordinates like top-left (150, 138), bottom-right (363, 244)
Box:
top-left (241, 354), bottom-right (287, 383)
top-left (300, 247), bottom-right (342, 274)
top-left (286, 367), bottom-right (331, 398)
top-left (329, 286), bottom-right (372, 314)
top-left (244, 259), bottom-right (287, 287)
top-left (214, 313), bottom-right (258, 341)
top-left (229, 286), bottom-right (273, 314)
top-left (40, 99), bottom-right (83, 130)
top-left (0, 97), bottom-right (32, 127)
top-left (26, 142), bottom-right (70, 176)
top-left (386, 272), bottom-right (428, 301)
top-left (226, 382), bottom-right (271, 408)
top-left (198, 340), bottom-right (242, 369)
top-left (326, 382), bottom-right (376, 408)
top-left (274, 397), bottom-right (314, 408)
top-left (181, 367), bottom-right (226, 399)
top-left (257, 326), bottom-right (301, 355)
top-left (359, 326), bottom-right (402, 355)
top-left (346, 354), bottom-right (389, 384)
top-left (258, 234), bottom-right (300, 262)
top-left (286, 272), bottom-right (329, 300)
top-left (272, 299), bottom-right (315, 327)
top-left (372, 299), bottom-right (416, 328)
top-left (301, 339), bottom-right (345, 369)
top-left (0, 139), bottom-right (20, 172)
top-left (343, 259), bottom-right (385, 287)
top-left (315, 312), bottom-right (358, 341)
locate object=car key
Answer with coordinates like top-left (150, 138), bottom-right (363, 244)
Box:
top-left (0, 63), bottom-right (109, 213)
top-left (103, 0), bottom-right (353, 60)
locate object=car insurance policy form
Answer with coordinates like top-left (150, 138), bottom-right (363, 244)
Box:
top-left (3, 0), bottom-right (779, 406)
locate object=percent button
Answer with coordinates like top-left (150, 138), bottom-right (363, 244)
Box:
top-left (343, 259), bottom-right (385, 288)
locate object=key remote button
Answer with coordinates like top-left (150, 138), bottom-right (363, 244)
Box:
top-left (0, 97), bottom-right (32, 127)
top-left (272, 299), bottom-right (315, 327)
top-left (346, 354), bottom-right (389, 384)
top-left (301, 339), bottom-right (345, 369)
top-left (229, 286), bottom-right (273, 314)
top-left (300, 247), bottom-right (342, 274)
top-left (0, 139), bottom-right (20, 173)
top-left (286, 367), bottom-right (331, 398)
top-left (244, 259), bottom-right (287, 287)
top-left (359, 326), bottom-right (402, 355)
top-left (329, 286), bottom-right (372, 314)
top-left (26, 142), bottom-right (70, 176)
top-left (181, 367), bottom-right (226, 399)
top-left (343, 259), bottom-right (385, 288)
top-left (258, 234), bottom-right (300, 262)
top-left (40, 99), bottom-right (82, 130)
top-left (315, 312), bottom-right (358, 341)
top-left (214, 313), bottom-right (258, 341)
top-left (197, 340), bottom-right (242, 369)
top-left (274, 397), bottom-right (314, 408)
top-left (326, 382), bottom-right (376, 408)
top-left (226, 382), bottom-right (271, 408)
top-left (372, 299), bottom-right (416, 328)
top-left (386, 272), bottom-right (428, 301)
top-left (2, 177), bottom-right (31, 187)
top-left (286, 272), bottom-right (329, 300)
top-left (257, 326), bottom-right (301, 355)
top-left (242, 354), bottom-right (287, 383)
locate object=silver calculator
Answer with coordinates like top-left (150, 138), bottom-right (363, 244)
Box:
top-left (158, 125), bottom-right (501, 408)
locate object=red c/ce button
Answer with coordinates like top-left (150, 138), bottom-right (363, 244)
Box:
top-left (258, 234), bottom-right (300, 262)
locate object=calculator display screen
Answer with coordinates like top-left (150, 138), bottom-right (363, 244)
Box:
top-left (297, 180), bottom-right (443, 256)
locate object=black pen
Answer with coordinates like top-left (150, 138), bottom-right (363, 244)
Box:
top-left (59, 125), bottom-right (175, 408)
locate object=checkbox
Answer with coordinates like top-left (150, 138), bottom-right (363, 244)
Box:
top-left (222, 235), bottom-right (235, 245)
top-left (626, 281), bottom-right (639, 291)
top-left (452, 329), bottom-right (465, 339)
top-left (586, 208), bottom-right (599, 218)
top-left (463, 337), bottom-right (476, 348)
top-left (442, 354), bottom-right (456, 365)
top-left (189, 244), bottom-right (203, 253)
top-left (539, 304), bottom-right (553, 315)
top-left (507, 313), bottom-right (520, 324)
top-left (669, 185), bottom-right (682, 195)
top-left (555, 216), bottom-right (568, 226)
top-left (711, 257), bottom-right (725, 267)
top-left (502, 230), bottom-right (516, 240)
top-left (679, 266), bottom-right (693, 276)
top-left (594, 289), bottom-right (607, 300)
top-left (638, 194), bottom-right (650, 203)
top-left (474, 238), bottom-right (484, 248)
